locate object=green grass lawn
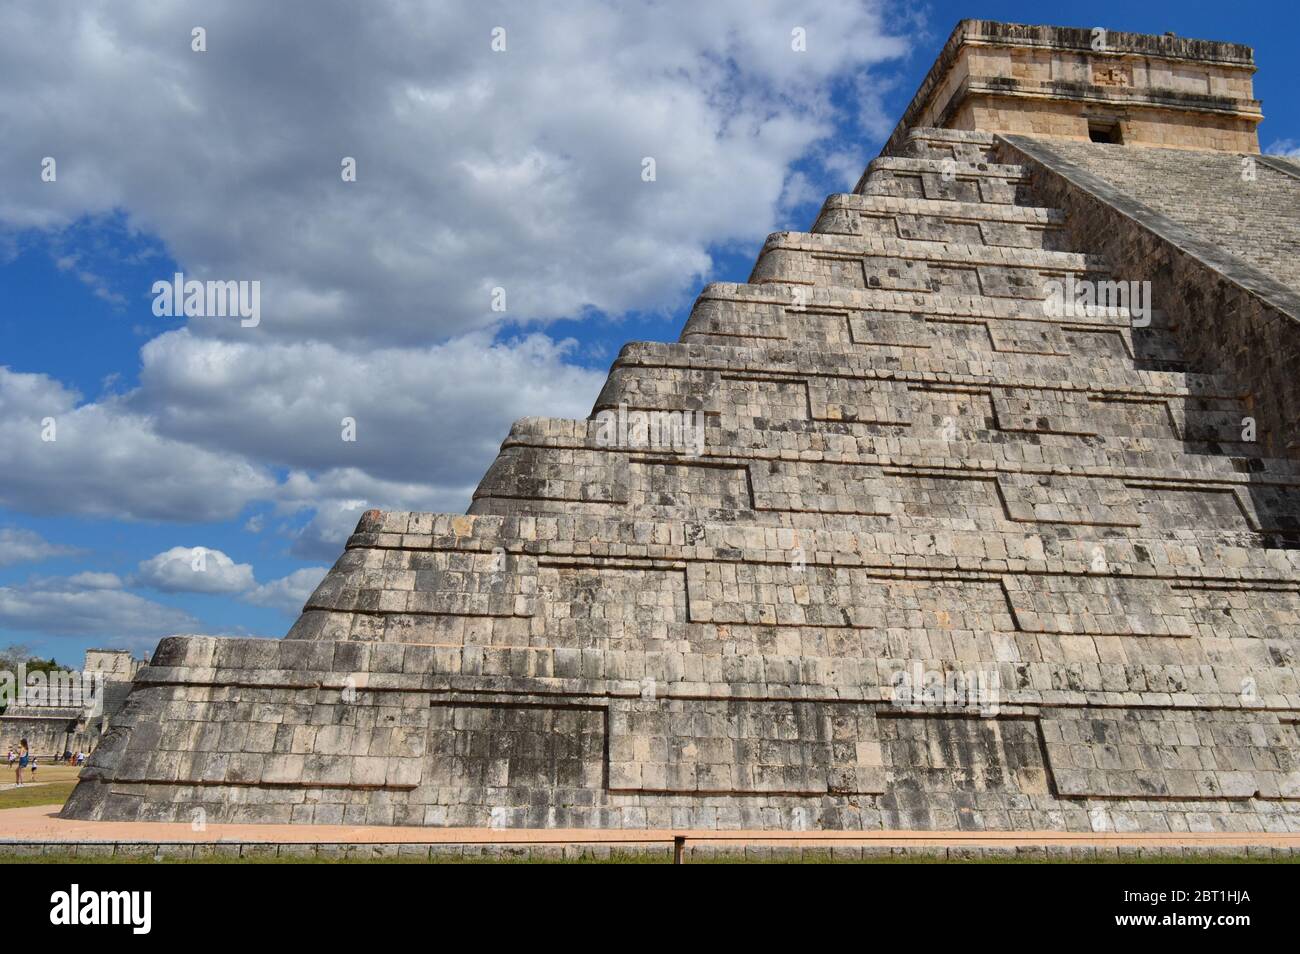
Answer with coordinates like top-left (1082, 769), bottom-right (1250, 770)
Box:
top-left (0, 781), bottom-right (77, 810)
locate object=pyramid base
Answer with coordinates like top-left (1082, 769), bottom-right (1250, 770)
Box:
top-left (60, 636), bottom-right (1299, 834)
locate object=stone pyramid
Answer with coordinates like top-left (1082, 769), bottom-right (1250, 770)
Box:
top-left (65, 21), bottom-right (1300, 833)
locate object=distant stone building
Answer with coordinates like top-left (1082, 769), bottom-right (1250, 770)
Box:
top-left (65, 21), bottom-right (1300, 832)
top-left (1, 649), bottom-right (143, 757)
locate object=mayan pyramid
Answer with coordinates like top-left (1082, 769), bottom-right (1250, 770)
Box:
top-left (65, 21), bottom-right (1300, 833)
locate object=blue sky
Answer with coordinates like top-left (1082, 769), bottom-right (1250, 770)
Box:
top-left (2, 0), bottom-right (1296, 666)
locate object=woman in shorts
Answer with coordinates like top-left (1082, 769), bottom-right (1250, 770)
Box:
top-left (15, 739), bottom-right (29, 786)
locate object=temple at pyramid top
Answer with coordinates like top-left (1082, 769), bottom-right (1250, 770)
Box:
top-left (882, 20), bottom-right (1262, 156)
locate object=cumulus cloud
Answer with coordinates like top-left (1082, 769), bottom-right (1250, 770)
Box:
top-left (0, 574), bottom-right (198, 641)
top-left (0, 528), bottom-right (82, 568)
top-left (136, 546), bottom-right (256, 594)
top-left (244, 567), bottom-right (331, 616)
top-left (1266, 139), bottom-right (1300, 158)
top-left (0, 1), bottom-right (907, 344)
top-left (0, 368), bottom-right (276, 522)
top-left (64, 571), bottom-right (124, 590)
top-left (137, 546), bottom-right (328, 616)
top-left (133, 329), bottom-right (602, 488)
top-left (0, 328), bottom-right (599, 527)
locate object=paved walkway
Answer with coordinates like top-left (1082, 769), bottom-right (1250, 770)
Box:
top-left (1, 806), bottom-right (1297, 851)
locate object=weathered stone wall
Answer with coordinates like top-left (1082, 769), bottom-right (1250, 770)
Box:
top-left (85, 649), bottom-right (142, 681)
top-left (0, 650), bottom-right (142, 758)
top-left (0, 712), bottom-right (78, 758)
top-left (61, 635), bottom-right (1300, 832)
top-left (64, 118), bottom-right (1300, 831)
top-left (1019, 140), bottom-right (1300, 292)
top-left (1000, 134), bottom-right (1300, 460)
top-left (882, 20), bottom-right (1261, 156)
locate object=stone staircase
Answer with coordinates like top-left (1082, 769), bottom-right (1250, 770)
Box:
top-left (63, 127), bottom-right (1300, 833)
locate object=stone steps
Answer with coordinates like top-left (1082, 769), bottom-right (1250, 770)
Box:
top-left (812, 193), bottom-right (1071, 251)
top-left (689, 279), bottom-right (1136, 323)
top-left (468, 438), bottom-right (1300, 539)
top-left (855, 156), bottom-right (1035, 205)
top-left (682, 281), bottom-right (1188, 365)
top-left (597, 339), bottom-right (1246, 410)
top-left (331, 509), bottom-right (1300, 583)
top-left (274, 507), bottom-right (1300, 657)
top-left (496, 416), bottom-right (1300, 479)
top-left (900, 128), bottom-right (999, 163)
top-left (493, 414), bottom-right (1300, 479)
top-left (683, 308), bottom-right (1194, 379)
top-left (751, 230), bottom-right (1109, 294)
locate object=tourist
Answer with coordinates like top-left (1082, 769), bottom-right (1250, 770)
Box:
top-left (75, 751), bottom-right (85, 766)
top-left (15, 739), bottom-right (28, 786)
top-left (29, 757), bottom-right (37, 780)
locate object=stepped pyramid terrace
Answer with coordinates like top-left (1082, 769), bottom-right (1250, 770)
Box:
top-left (64, 21), bottom-right (1300, 835)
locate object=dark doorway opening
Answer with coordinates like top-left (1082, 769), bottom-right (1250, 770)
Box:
top-left (1088, 121), bottom-right (1123, 144)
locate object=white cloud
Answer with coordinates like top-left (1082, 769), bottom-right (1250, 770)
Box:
top-left (0, 553), bottom-right (325, 646)
top-left (0, 368), bottom-right (276, 522)
top-left (1265, 139), bottom-right (1300, 158)
top-left (136, 547), bottom-right (329, 616)
top-left (0, 528), bottom-right (82, 568)
top-left (134, 329), bottom-right (602, 488)
top-left (64, 571), bottom-right (123, 590)
top-left (136, 546), bottom-right (256, 595)
top-left (0, 326), bottom-right (601, 526)
top-left (0, 575), bottom-right (198, 641)
top-left (244, 567), bottom-right (330, 616)
top-left (0, 1), bottom-right (906, 344)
